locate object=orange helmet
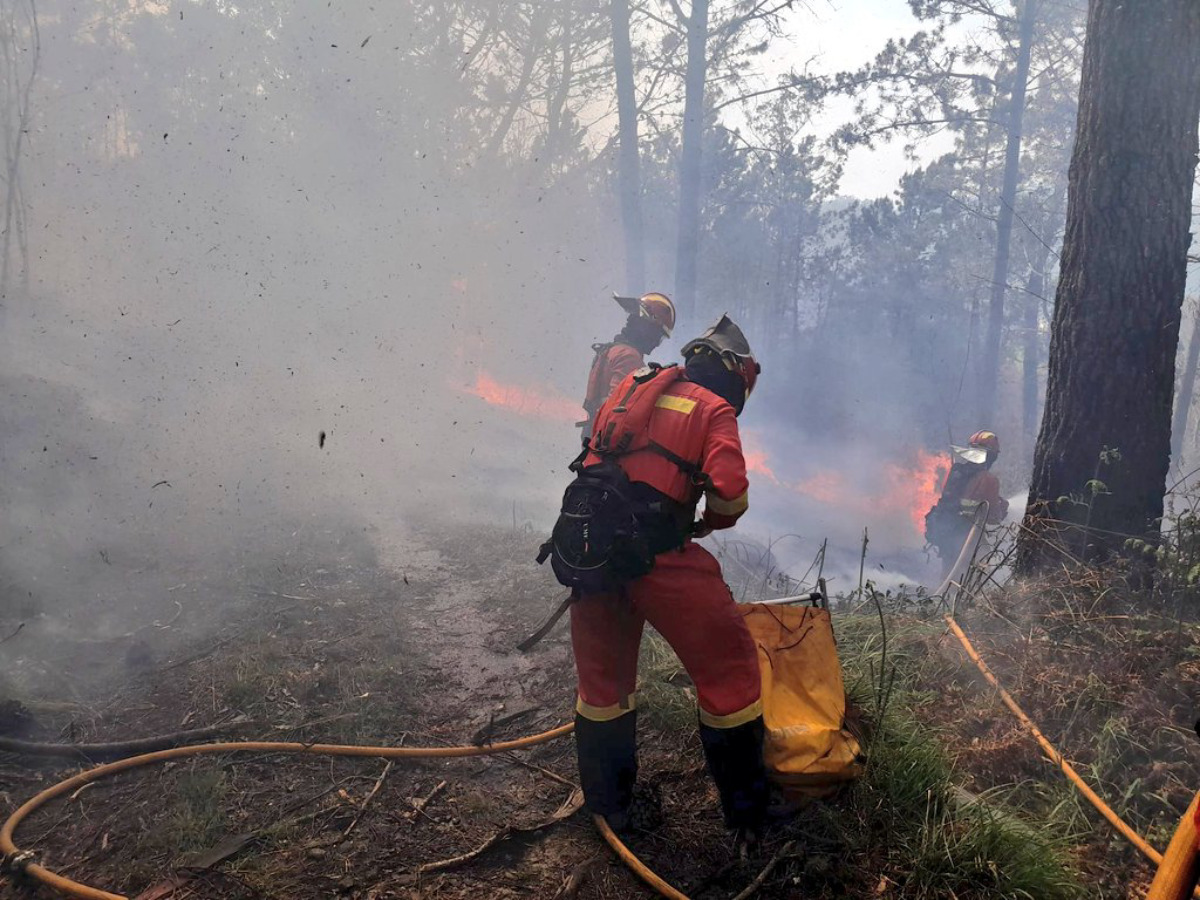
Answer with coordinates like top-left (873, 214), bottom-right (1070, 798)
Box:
top-left (968, 430), bottom-right (1000, 455)
top-left (614, 292), bottom-right (676, 338)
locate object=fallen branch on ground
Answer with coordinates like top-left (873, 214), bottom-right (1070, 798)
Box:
top-left (500, 753), bottom-right (577, 788)
top-left (250, 588), bottom-right (318, 602)
top-left (416, 788), bottom-right (583, 875)
top-left (342, 760), bottom-right (394, 838)
top-left (553, 855), bottom-right (603, 899)
top-left (405, 779), bottom-right (447, 821)
top-left (0, 716), bottom-right (255, 761)
top-left (732, 839), bottom-right (798, 900)
top-left (471, 706), bottom-right (541, 745)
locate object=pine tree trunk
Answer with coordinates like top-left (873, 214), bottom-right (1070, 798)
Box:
top-left (674, 0), bottom-right (709, 321)
top-left (611, 0), bottom-right (645, 292)
top-left (1171, 301), bottom-right (1200, 467)
top-left (1015, 0), bottom-right (1200, 573)
top-left (1021, 266), bottom-right (1043, 445)
top-left (978, 0), bottom-right (1037, 423)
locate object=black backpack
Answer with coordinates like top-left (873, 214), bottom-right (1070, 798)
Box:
top-left (538, 458), bottom-right (657, 593)
top-left (538, 364), bottom-right (703, 594)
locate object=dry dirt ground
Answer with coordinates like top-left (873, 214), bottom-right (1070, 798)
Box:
top-left (4, 519), bottom-right (1191, 900)
top-left (0, 522), bottom-right (828, 900)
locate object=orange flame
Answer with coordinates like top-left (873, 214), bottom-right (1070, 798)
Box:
top-left (883, 449), bottom-right (951, 532)
top-left (463, 371), bottom-right (581, 423)
top-left (743, 446), bottom-right (780, 483)
top-left (744, 441), bottom-right (951, 540)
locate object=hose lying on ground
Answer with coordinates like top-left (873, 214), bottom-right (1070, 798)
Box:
top-left (1146, 790), bottom-right (1200, 900)
top-left (593, 813), bottom-right (690, 900)
top-left (944, 614), bottom-right (1178, 873)
top-left (0, 724), bottom-right (574, 900)
top-left (6, 592), bottom-right (1188, 898)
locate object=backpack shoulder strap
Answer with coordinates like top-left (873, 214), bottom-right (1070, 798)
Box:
top-left (592, 364), bottom-right (682, 452)
top-left (586, 365), bottom-right (708, 484)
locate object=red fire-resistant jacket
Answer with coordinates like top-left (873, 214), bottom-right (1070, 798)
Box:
top-left (584, 377), bottom-right (749, 530)
top-left (582, 342), bottom-right (643, 423)
top-left (962, 470), bottom-right (1009, 522)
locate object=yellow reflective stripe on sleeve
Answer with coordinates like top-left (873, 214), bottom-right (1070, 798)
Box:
top-left (654, 395), bottom-right (697, 415)
top-left (699, 698), bottom-right (763, 729)
top-left (706, 489), bottom-right (749, 516)
top-left (576, 695), bottom-right (637, 722)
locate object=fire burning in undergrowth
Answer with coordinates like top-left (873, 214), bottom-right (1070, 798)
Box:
top-left (743, 436), bottom-right (950, 541)
top-left (743, 447), bottom-right (779, 483)
top-left (884, 449), bottom-right (952, 532)
top-left (462, 371), bottom-right (581, 423)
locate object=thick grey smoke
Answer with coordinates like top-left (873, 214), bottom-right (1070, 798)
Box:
top-left (0, 0), bottom-right (1061, 670)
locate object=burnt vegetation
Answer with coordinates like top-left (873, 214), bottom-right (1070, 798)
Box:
top-left (3, 0), bottom-right (1200, 898)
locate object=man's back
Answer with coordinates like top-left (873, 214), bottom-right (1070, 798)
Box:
top-left (582, 341), bottom-right (643, 424)
top-left (585, 375), bottom-right (749, 530)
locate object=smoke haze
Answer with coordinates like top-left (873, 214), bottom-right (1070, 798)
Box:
top-left (0, 1), bottom-right (1059, 676)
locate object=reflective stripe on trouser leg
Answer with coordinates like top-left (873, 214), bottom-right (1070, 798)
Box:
top-left (574, 710), bottom-right (638, 818)
top-left (699, 716), bottom-right (768, 831)
top-left (699, 698), bottom-right (762, 729)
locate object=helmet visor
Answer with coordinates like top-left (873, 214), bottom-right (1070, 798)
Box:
top-left (953, 445), bottom-right (988, 465)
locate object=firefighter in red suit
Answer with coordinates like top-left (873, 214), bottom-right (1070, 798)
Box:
top-left (571, 315), bottom-right (767, 840)
top-left (580, 292), bottom-right (676, 434)
top-left (924, 430), bottom-right (1009, 572)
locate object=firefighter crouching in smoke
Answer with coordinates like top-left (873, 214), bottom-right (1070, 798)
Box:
top-left (579, 292), bottom-right (676, 434)
top-left (924, 430), bottom-right (1009, 572)
top-left (539, 314), bottom-right (767, 843)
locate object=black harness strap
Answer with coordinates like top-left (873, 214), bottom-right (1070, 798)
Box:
top-left (646, 440), bottom-right (709, 486)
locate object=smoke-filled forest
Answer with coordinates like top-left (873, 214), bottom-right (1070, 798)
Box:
top-left (2, 1), bottom-right (1200, 898)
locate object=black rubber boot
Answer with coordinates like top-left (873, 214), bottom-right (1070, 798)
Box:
top-left (699, 716), bottom-right (769, 833)
top-left (575, 711), bottom-right (638, 827)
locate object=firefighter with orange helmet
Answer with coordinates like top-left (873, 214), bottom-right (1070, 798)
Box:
top-left (566, 315), bottom-right (767, 841)
top-left (924, 430), bottom-right (1009, 569)
top-left (579, 292), bottom-right (676, 433)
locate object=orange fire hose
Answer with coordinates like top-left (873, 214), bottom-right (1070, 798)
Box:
top-left (593, 813), bottom-right (691, 900)
top-left (8, 615), bottom-right (1189, 900)
top-left (0, 722), bottom-right (703, 900)
top-left (944, 615), bottom-right (1184, 877)
top-left (1146, 790), bottom-right (1200, 900)
top-left (0, 724), bottom-right (573, 900)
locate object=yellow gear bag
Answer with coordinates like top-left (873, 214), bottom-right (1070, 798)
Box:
top-left (740, 602), bottom-right (864, 800)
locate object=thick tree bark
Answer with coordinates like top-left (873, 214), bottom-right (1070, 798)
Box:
top-left (1015, 0), bottom-right (1200, 572)
top-left (674, 0), bottom-right (709, 321)
top-left (611, 0), bottom-right (645, 292)
top-left (1021, 265), bottom-right (1043, 445)
top-left (1171, 301), bottom-right (1200, 466)
top-left (978, 0), bottom-right (1037, 422)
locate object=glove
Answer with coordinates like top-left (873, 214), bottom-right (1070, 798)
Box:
top-left (691, 520), bottom-right (713, 539)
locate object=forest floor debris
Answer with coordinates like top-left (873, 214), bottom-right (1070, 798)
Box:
top-left (0, 521), bottom-right (1192, 898)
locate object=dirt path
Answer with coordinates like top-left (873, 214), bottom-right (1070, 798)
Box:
top-left (0, 521), bottom-right (704, 900)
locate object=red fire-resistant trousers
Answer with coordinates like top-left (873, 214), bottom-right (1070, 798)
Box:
top-left (570, 541), bottom-right (762, 725)
top-left (569, 542), bottom-right (767, 829)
